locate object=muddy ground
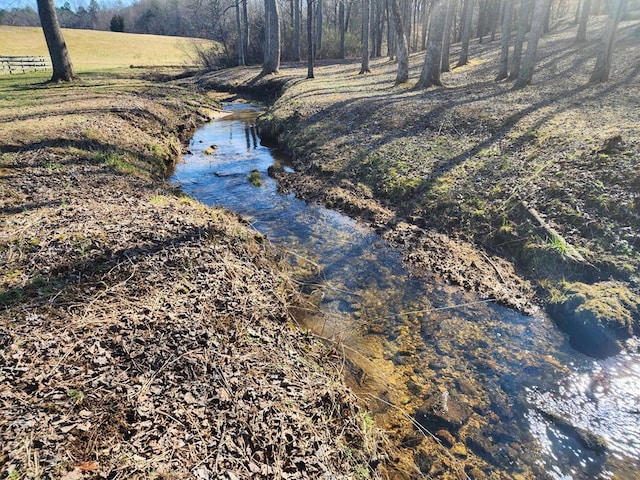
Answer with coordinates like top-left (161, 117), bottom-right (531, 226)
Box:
top-left (194, 16), bottom-right (640, 358)
top-left (0, 73), bottom-right (405, 479)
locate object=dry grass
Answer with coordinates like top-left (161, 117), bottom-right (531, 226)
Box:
top-left (194, 16), bottom-right (640, 329)
top-left (0, 71), bottom-right (392, 479)
top-left (0, 26), bottom-right (214, 71)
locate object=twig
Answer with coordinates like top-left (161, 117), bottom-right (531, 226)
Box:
top-left (137, 348), bottom-right (203, 398)
top-left (480, 251), bottom-right (506, 284)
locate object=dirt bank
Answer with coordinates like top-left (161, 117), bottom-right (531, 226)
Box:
top-left (0, 72), bottom-right (395, 479)
top-left (193, 18), bottom-right (640, 358)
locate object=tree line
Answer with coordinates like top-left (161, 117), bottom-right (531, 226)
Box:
top-left (9, 0), bottom-right (640, 85)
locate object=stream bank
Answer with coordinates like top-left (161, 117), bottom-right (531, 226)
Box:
top-left (172, 102), bottom-right (640, 480)
top-left (190, 19), bottom-right (640, 358)
top-left (0, 72), bottom-right (394, 479)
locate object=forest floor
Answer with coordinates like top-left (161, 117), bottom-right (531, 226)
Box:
top-left (194, 16), bottom-right (640, 359)
top-left (0, 72), bottom-right (403, 479)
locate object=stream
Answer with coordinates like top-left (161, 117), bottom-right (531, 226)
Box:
top-left (171, 103), bottom-right (640, 479)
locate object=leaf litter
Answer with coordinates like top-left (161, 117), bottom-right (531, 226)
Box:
top-left (0, 76), bottom-right (391, 479)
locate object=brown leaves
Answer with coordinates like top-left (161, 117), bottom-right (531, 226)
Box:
top-left (0, 150), bottom-right (381, 479)
top-left (60, 461), bottom-right (100, 480)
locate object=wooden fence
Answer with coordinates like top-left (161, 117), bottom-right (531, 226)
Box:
top-left (0, 56), bottom-right (51, 75)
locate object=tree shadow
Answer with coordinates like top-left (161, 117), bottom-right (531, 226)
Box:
top-left (1, 136), bottom-right (173, 179)
top-left (0, 200), bottom-right (63, 216)
top-left (0, 224), bottom-right (212, 311)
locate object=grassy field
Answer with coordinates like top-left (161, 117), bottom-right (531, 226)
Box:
top-left (0, 25), bottom-right (214, 71)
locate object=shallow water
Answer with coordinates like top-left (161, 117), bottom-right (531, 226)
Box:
top-left (172, 104), bottom-right (640, 479)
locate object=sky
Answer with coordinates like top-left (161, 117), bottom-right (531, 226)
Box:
top-left (0, 0), bottom-right (135, 8)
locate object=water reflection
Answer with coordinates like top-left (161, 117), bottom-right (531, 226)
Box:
top-left (528, 351), bottom-right (640, 479)
top-left (171, 104), bottom-right (640, 479)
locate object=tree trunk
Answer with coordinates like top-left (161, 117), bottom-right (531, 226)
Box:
top-left (36, 0), bottom-right (77, 82)
top-left (457, 0), bottom-right (474, 66)
top-left (371, 0), bottom-right (379, 57)
top-left (360, 0), bottom-right (372, 73)
top-left (387, 0), bottom-right (396, 58)
top-left (415, 0), bottom-right (447, 88)
top-left (235, 0), bottom-right (245, 65)
top-left (514, 0), bottom-right (550, 88)
top-left (377, 0), bottom-right (386, 57)
top-left (589, 0), bottom-right (624, 83)
top-left (575, 0), bottom-right (592, 43)
top-left (390, 0), bottom-right (409, 83)
top-left (402, 0), bottom-right (411, 52)
top-left (372, 0), bottom-right (383, 57)
top-left (262, 0), bottom-right (281, 74)
top-left (509, 0), bottom-right (530, 79)
top-left (496, 0), bottom-right (514, 80)
top-left (478, 0), bottom-right (487, 43)
top-left (441, 0), bottom-right (457, 72)
top-left (338, 0), bottom-right (346, 57)
top-left (490, 0), bottom-right (500, 40)
top-left (412, 0), bottom-right (420, 51)
top-left (294, 0), bottom-right (301, 60)
top-left (263, 2), bottom-right (271, 65)
top-left (316, 0), bottom-right (323, 57)
top-left (243, 0), bottom-right (250, 59)
top-left (543, 0), bottom-right (553, 32)
top-left (421, 0), bottom-right (429, 50)
top-left (307, 0), bottom-right (315, 77)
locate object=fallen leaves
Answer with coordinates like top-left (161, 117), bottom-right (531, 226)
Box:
top-left (0, 144), bottom-right (384, 478)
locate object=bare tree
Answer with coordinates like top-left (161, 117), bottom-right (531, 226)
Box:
top-left (262, 0), bottom-right (281, 74)
top-left (420, 0), bottom-right (429, 50)
top-left (509, 0), bottom-right (531, 79)
top-left (308, 0), bottom-right (315, 77)
top-left (514, 0), bottom-right (550, 88)
top-left (590, 0), bottom-right (624, 83)
top-left (478, 0), bottom-right (487, 43)
top-left (457, 0), bottom-right (474, 66)
top-left (235, 0), bottom-right (245, 65)
top-left (416, 0), bottom-right (447, 88)
top-left (496, 0), bottom-right (514, 80)
top-left (575, 0), bottom-right (592, 43)
top-left (36, 0), bottom-right (77, 82)
top-left (294, 0), bottom-right (301, 60)
top-left (316, 0), bottom-right (323, 56)
top-left (441, 0), bottom-right (457, 72)
top-left (338, 0), bottom-right (346, 58)
top-left (390, 0), bottom-right (409, 83)
top-left (360, 0), bottom-right (372, 73)
top-left (243, 0), bottom-right (250, 59)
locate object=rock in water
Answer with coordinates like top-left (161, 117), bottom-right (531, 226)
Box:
top-left (414, 389), bottom-right (472, 433)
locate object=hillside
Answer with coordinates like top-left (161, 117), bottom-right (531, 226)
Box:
top-left (0, 64), bottom-right (395, 478)
top-left (195, 16), bottom-right (640, 359)
top-left (0, 26), bottom-right (213, 70)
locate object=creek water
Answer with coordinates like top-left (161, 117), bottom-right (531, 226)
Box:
top-left (171, 104), bottom-right (640, 479)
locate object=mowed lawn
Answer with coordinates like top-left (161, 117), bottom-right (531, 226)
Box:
top-left (0, 26), bottom-right (215, 71)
